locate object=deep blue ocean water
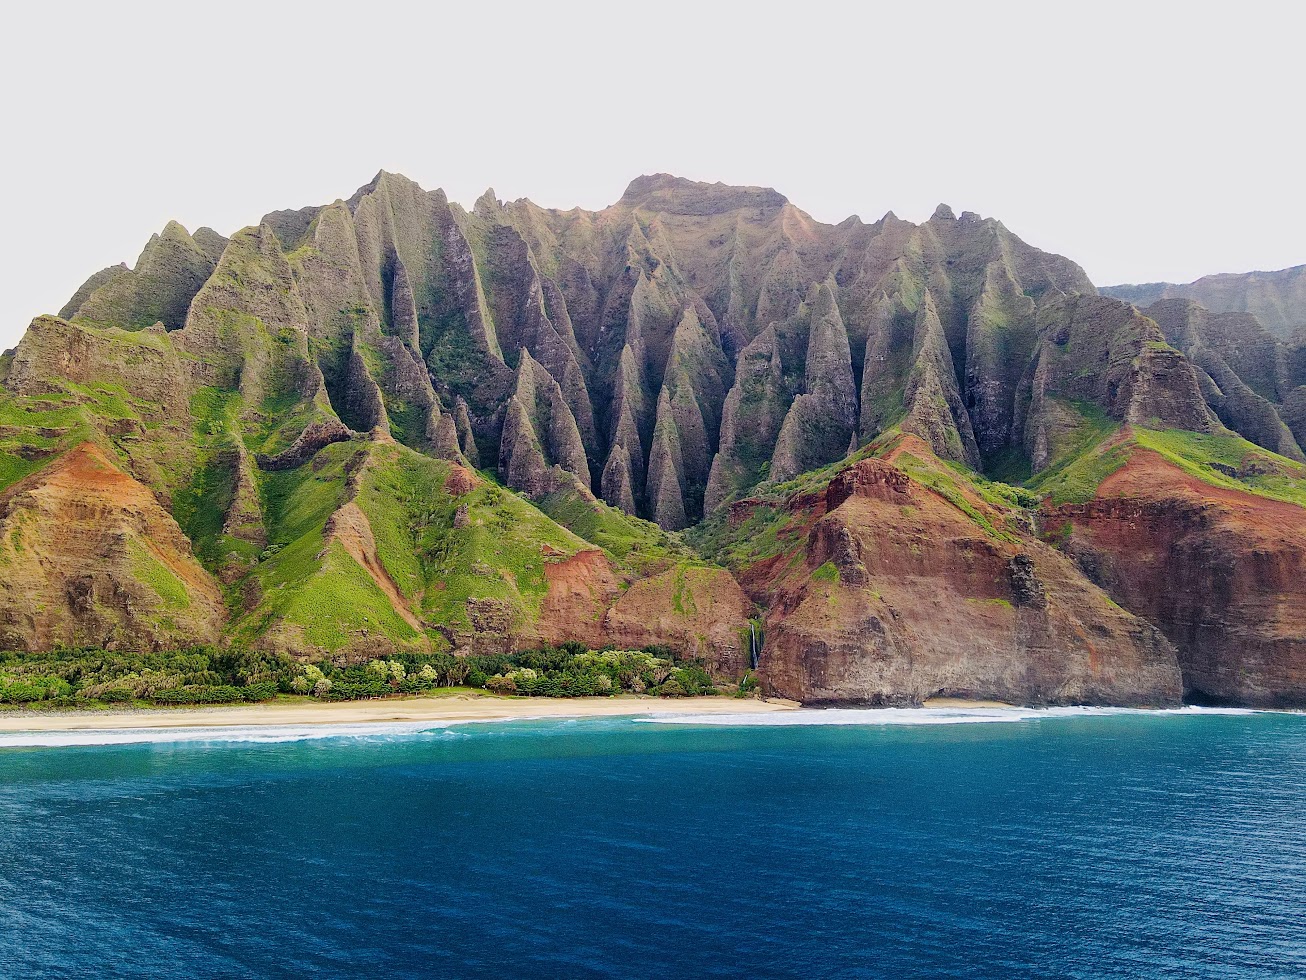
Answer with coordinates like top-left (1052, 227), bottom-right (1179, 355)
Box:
top-left (0, 708), bottom-right (1303, 979)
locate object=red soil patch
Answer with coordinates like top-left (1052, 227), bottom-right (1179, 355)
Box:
top-left (1096, 447), bottom-right (1305, 531)
top-left (537, 549), bottom-right (621, 648)
top-left (443, 465), bottom-right (479, 497)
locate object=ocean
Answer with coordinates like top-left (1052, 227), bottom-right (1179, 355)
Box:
top-left (0, 708), bottom-right (1303, 978)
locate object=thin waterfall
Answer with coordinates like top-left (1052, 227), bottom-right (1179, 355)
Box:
top-left (749, 621), bottom-right (760, 670)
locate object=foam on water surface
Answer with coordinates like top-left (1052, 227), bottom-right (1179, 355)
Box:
top-left (0, 704), bottom-right (1268, 748)
top-left (0, 721), bottom-right (458, 748)
top-left (640, 705), bottom-right (1265, 727)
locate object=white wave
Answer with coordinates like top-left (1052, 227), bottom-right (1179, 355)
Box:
top-left (639, 705), bottom-right (1265, 727)
top-left (0, 721), bottom-right (459, 748)
top-left (0, 704), bottom-right (1273, 747)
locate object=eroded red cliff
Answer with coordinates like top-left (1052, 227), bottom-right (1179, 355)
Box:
top-left (1045, 449), bottom-right (1306, 706)
top-left (741, 443), bottom-right (1182, 705)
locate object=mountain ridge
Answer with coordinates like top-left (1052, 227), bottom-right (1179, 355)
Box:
top-left (2, 171), bottom-right (1304, 707)
top-left (1104, 264), bottom-right (1306, 340)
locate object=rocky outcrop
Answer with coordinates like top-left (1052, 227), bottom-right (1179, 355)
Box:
top-left (645, 306), bottom-right (730, 527)
top-left (452, 396), bottom-right (480, 466)
top-left (898, 290), bottom-right (982, 468)
top-left (255, 419), bottom-right (354, 470)
top-left (59, 264), bottom-right (130, 320)
top-left (746, 450), bottom-right (1182, 705)
top-left (603, 565), bottom-right (753, 677)
top-left (219, 442), bottom-right (267, 550)
top-left (1143, 299), bottom-right (1305, 461)
top-left (5, 315), bottom-right (191, 419)
top-left (68, 221), bottom-right (225, 332)
top-left (770, 283), bottom-right (859, 481)
top-left (601, 342), bottom-right (651, 512)
top-left (706, 324), bottom-right (790, 511)
top-left (497, 350), bottom-right (590, 497)
top-left (1019, 295), bottom-right (1215, 470)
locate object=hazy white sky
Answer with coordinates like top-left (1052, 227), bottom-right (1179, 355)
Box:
top-left (2, 0), bottom-right (1301, 350)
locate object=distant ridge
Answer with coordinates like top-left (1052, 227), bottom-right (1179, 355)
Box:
top-left (1104, 264), bottom-right (1306, 340)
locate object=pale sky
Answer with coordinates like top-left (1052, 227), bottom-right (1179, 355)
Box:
top-left (2, 0), bottom-right (1302, 350)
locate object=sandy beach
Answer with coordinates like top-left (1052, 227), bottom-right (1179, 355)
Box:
top-left (0, 694), bottom-right (800, 733)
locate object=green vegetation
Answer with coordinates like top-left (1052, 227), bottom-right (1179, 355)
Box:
top-left (416, 467), bottom-right (586, 633)
top-left (126, 540), bottom-right (190, 609)
top-left (1018, 416), bottom-right (1306, 509)
top-left (230, 443), bottom-right (421, 649)
top-left (1024, 400), bottom-right (1126, 504)
top-left (687, 500), bottom-right (798, 570)
top-left (536, 485), bottom-right (696, 573)
top-left (896, 452), bottom-right (1018, 543)
top-left (0, 450), bottom-right (43, 492)
top-left (1134, 428), bottom-right (1306, 508)
top-left (0, 642), bottom-right (725, 709)
top-left (811, 561), bottom-right (840, 585)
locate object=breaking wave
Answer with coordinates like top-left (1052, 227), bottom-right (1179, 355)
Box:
top-left (639, 705), bottom-right (1265, 727)
top-left (0, 721), bottom-right (462, 749)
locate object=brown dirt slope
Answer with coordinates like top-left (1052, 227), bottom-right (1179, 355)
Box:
top-left (0, 443), bottom-right (226, 650)
top-left (323, 500), bottom-right (422, 631)
top-left (536, 549), bottom-right (751, 676)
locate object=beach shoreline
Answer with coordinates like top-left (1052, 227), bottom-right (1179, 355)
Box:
top-left (0, 694), bottom-right (801, 733)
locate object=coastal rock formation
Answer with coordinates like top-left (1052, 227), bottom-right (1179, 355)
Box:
top-left (735, 445), bottom-right (1181, 705)
top-left (536, 550), bottom-right (751, 676)
top-left (1045, 447), bottom-right (1306, 707)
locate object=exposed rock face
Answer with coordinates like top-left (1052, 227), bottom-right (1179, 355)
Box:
top-left (6, 315), bottom-right (190, 418)
top-left (645, 306), bottom-right (731, 528)
top-left (769, 284), bottom-right (859, 481)
top-left (452, 397), bottom-right (480, 466)
top-left (1019, 295), bottom-right (1215, 470)
top-left (744, 450), bottom-right (1182, 705)
top-left (1045, 449), bottom-right (1306, 707)
top-left (1143, 299), bottom-right (1306, 460)
top-left (256, 419), bottom-right (354, 471)
top-left (67, 221), bottom-right (226, 332)
top-left (59, 264), bottom-right (130, 320)
top-left (497, 350), bottom-right (590, 497)
top-left (604, 566), bottom-right (752, 677)
top-left (1104, 264), bottom-right (1306, 340)
top-left (535, 548), bottom-right (751, 677)
top-left (33, 173), bottom-right (1284, 532)
top-left (0, 444), bottom-right (226, 651)
top-left (706, 325), bottom-right (789, 511)
top-left (896, 290), bottom-right (981, 468)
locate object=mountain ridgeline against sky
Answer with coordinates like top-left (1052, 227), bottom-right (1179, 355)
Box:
top-left (1104, 265), bottom-right (1306, 341)
top-left (3, 173), bottom-right (1306, 707)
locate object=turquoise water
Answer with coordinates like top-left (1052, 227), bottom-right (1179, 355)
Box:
top-left (0, 708), bottom-right (1303, 978)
